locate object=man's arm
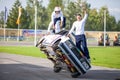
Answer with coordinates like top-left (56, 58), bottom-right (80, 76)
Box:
top-left (82, 9), bottom-right (88, 22)
top-left (47, 21), bottom-right (53, 33)
top-left (67, 22), bottom-right (75, 36)
top-left (51, 12), bottom-right (56, 30)
top-left (83, 9), bottom-right (87, 15)
top-left (60, 11), bottom-right (64, 28)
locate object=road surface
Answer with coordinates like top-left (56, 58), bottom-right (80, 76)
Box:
top-left (0, 53), bottom-right (120, 80)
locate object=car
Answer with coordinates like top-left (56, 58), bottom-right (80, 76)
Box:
top-left (36, 30), bottom-right (91, 78)
top-left (98, 33), bottom-right (110, 46)
top-left (113, 34), bottom-right (120, 46)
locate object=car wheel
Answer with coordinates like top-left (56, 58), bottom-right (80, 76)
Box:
top-left (71, 72), bottom-right (81, 78)
top-left (53, 66), bottom-right (62, 73)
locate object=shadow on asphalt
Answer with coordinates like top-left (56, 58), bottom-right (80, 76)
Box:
top-left (0, 63), bottom-right (120, 80)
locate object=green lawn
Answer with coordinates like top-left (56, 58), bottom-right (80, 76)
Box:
top-left (0, 46), bottom-right (46, 58)
top-left (0, 46), bottom-right (120, 69)
top-left (89, 47), bottom-right (120, 69)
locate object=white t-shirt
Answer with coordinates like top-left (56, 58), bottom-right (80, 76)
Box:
top-left (69, 14), bottom-right (88, 35)
top-left (47, 11), bottom-right (64, 33)
top-left (51, 11), bottom-right (63, 23)
top-left (47, 20), bottom-right (61, 33)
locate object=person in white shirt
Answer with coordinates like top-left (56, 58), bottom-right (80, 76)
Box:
top-left (48, 6), bottom-right (66, 33)
top-left (68, 10), bottom-right (90, 60)
top-left (47, 6), bottom-right (66, 34)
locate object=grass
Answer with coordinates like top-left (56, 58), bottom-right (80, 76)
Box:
top-left (89, 47), bottom-right (120, 69)
top-left (0, 46), bottom-right (120, 69)
top-left (0, 46), bottom-right (46, 58)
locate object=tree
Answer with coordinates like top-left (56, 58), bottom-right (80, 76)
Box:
top-left (117, 20), bottom-right (120, 31)
top-left (98, 6), bottom-right (117, 31)
top-left (45, 0), bottom-right (119, 31)
top-left (0, 11), bottom-right (4, 28)
top-left (64, 2), bottom-right (76, 29)
top-left (86, 6), bottom-right (118, 31)
top-left (7, 0), bottom-right (21, 28)
top-left (37, 1), bottom-right (48, 29)
top-left (20, 8), bottom-right (30, 29)
top-left (25, 0), bottom-right (35, 29)
top-left (7, 0), bottom-right (29, 29)
top-left (46, 0), bottom-right (64, 28)
top-left (107, 15), bottom-right (117, 31)
top-left (47, 0), bottom-right (64, 13)
top-left (85, 8), bottom-right (100, 31)
top-left (65, 0), bottom-right (90, 29)
top-left (26, 0), bottom-right (48, 29)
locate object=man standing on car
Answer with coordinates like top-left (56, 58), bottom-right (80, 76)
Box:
top-left (48, 6), bottom-right (66, 34)
top-left (67, 9), bottom-right (90, 61)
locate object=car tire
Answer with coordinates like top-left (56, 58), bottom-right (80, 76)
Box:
top-left (53, 66), bottom-right (62, 73)
top-left (71, 72), bottom-right (81, 78)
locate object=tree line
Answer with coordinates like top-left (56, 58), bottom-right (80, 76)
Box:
top-left (0, 0), bottom-right (120, 31)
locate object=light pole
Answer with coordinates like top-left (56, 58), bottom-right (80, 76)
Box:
top-left (4, 20), bottom-right (6, 41)
top-left (17, 22), bottom-right (20, 41)
top-left (4, 6), bottom-right (8, 41)
top-left (34, 0), bottom-right (37, 46)
top-left (104, 10), bottom-right (106, 47)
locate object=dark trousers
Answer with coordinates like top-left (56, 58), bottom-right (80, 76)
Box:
top-left (75, 34), bottom-right (90, 59)
top-left (52, 17), bottom-right (61, 33)
top-left (54, 17), bottom-right (61, 25)
top-left (54, 17), bottom-right (66, 28)
top-left (53, 17), bottom-right (66, 33)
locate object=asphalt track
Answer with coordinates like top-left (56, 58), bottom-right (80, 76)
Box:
top-left (0, 53), bottom-right (120, 80)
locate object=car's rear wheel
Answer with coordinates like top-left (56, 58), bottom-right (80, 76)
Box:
top-left (71, 72), bottom-right (81, 78)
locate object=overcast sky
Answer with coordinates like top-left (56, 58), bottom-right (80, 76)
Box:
top-left (0, 0), bottom-right (120, 21)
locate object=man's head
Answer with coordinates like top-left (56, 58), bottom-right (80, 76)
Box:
top-left (54, 7), bottom-right (61, 14)
top-left (76, 13), bottom-right (82, 21)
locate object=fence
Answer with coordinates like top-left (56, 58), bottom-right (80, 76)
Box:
top-left (0, 28), bottom-right (120, 46)
top-left (0, 28), bottom-right (46, 41)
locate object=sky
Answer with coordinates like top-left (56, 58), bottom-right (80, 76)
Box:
top-left (0, 0), bottom-right (120, 21)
